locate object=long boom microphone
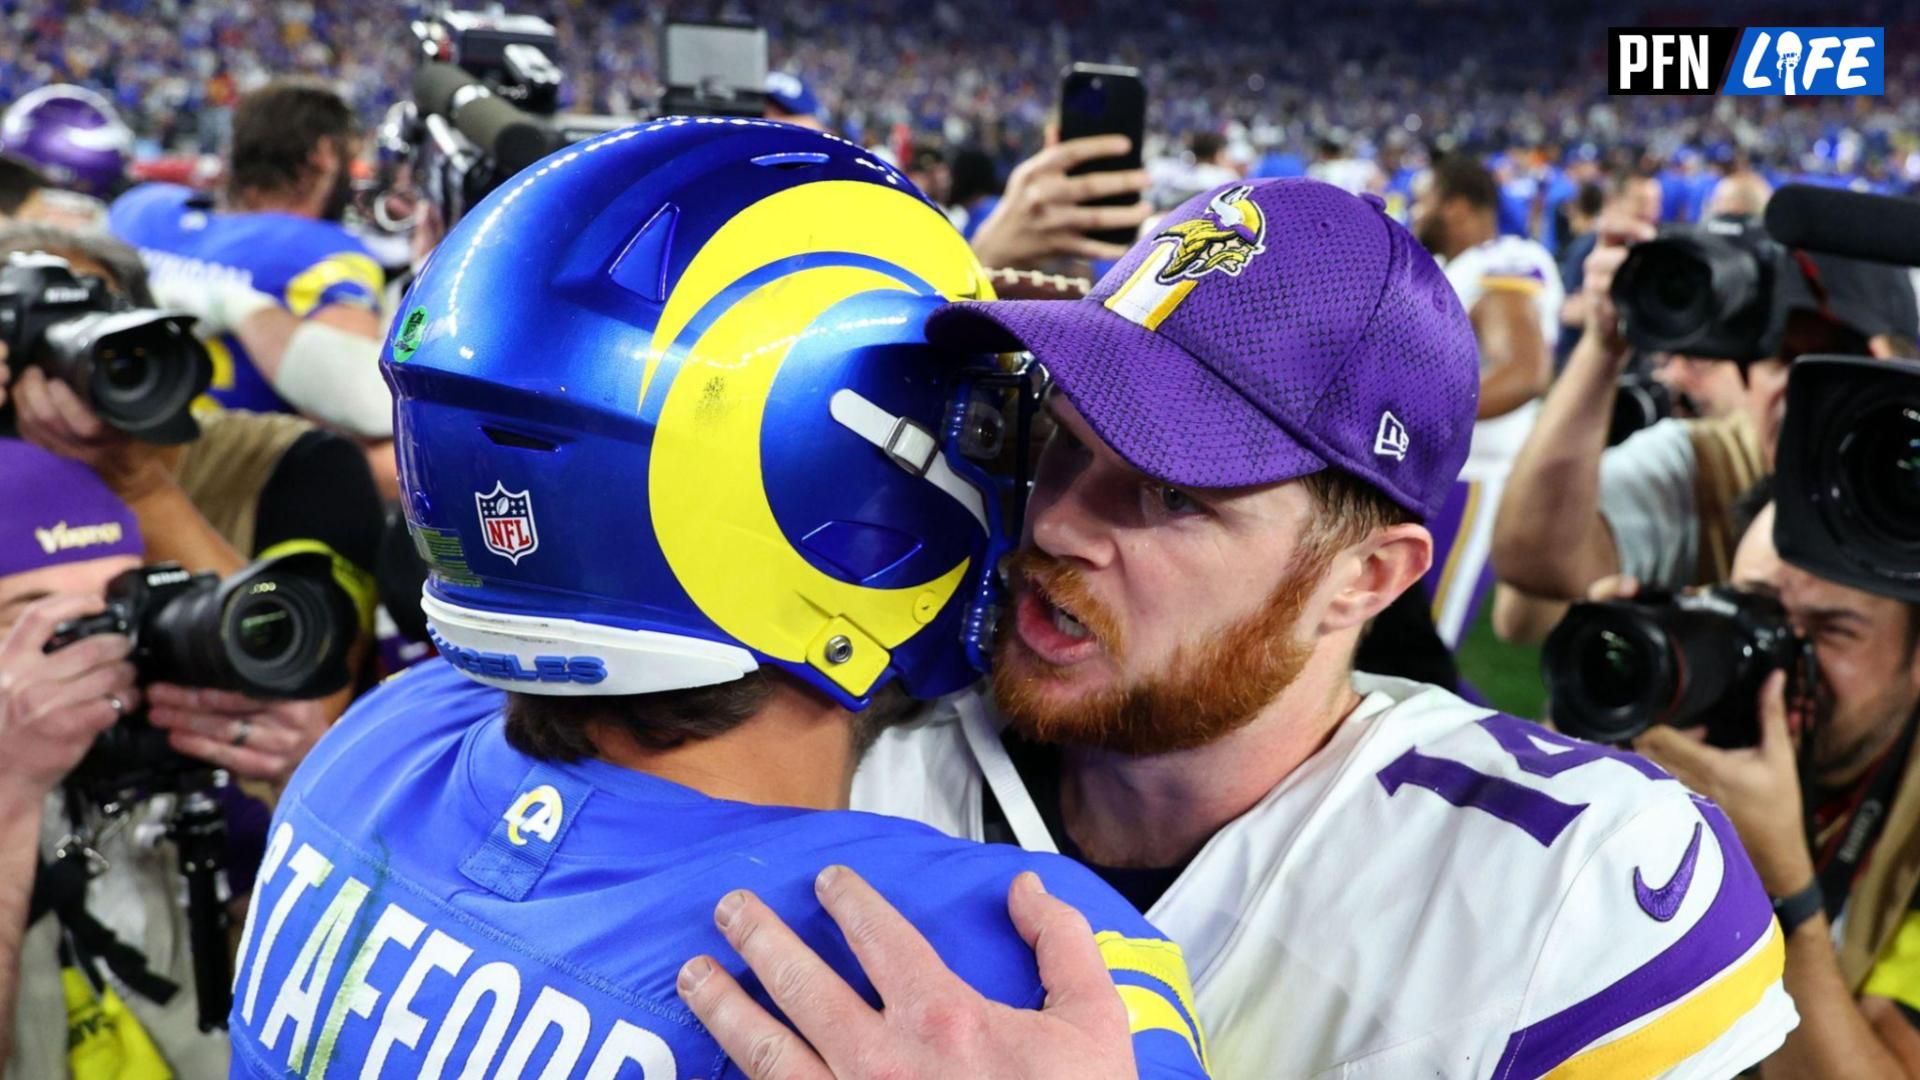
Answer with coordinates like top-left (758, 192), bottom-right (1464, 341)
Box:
top-left (1765, 184), bottom-right (1920, 268)
top-left (412, 62), bottom-right (560, 177)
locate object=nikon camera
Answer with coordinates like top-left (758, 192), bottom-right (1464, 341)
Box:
top-left (0, 252), bottom-right (211, 443)
top-left (1542, 585), bottom-right (1811, 749)
top-left (42, 553), bottom-right (359, 803)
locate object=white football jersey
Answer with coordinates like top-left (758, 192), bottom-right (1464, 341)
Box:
top-left (853, 675), bottom-right (1796, 1079)
top-left (1444, 235), bottom-right (1565, 480)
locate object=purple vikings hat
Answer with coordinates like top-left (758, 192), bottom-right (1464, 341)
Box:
top-left (0, 440), bottom-right (142, 579)
top-left (928, 178), bottom-right (1481, 518)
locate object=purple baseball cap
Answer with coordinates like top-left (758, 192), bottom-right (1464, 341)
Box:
top-left (927, 178), bottom-right (1480, 518)
top-left (0, 439), bottom-right (142, 579)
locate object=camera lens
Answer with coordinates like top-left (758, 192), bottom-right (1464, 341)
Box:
top-left (1581, 629), bottom-right (1647, 711)
top-left (95, 344), bottom-right (163, 403)
top-left (1842, 400), bottom-right (1920, 548)
top-left (1542, 608), bottom-right (1677, 744)
top-left (1626, 246), bottom-right (1714, 341)
top-left (233, 595), bottom-right (299, 663)
top-left (40, 312), bottom-right (210, 444)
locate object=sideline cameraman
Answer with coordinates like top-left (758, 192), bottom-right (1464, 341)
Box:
top-left (1492, 214), bottom-right (1917, 601)
top-left (1618, 503), bottom-right (1920, 1079)
top-left (0, 227), bottom-right (384, 714)
top-left (0, 441), bottom-right (231, 1076)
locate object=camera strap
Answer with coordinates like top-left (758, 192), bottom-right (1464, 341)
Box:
top-left (28, 795), bottom-right (181, 1008)
top-left (1812, 714), bottom-right (1919, 921)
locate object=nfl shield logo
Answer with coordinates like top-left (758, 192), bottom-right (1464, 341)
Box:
top-left (475, 482), bottom-right (540, 564)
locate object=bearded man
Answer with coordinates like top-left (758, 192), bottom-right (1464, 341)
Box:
top-left (823, 178), bottom-right (1798, 1078)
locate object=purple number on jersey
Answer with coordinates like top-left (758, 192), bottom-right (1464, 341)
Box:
top-left (1375, 714), bottom-right (1673, 847)
top-left (1376, 747), bottom-right (1587, 846)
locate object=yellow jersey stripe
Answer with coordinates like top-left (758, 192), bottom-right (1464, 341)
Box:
top-left (1545, 922), bottom-right (1784, 1080)
top-left (1480, 275), bottom-right (1545, 295)
top-left (1117, 985), bottom-right (1205, 1069)
top-left (283, 253), bottom-right (384, 317)
top-left (1097, 932), bottom-right (1210, 1071)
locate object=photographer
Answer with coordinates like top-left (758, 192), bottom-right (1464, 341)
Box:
top-left (0, 226), bottom-right (384, 723)
top-left (1492, 214), bottom-right (1917, 602)
top-left (0, 440), bottom-right (229, 1076)
top-left (105, 80), bottom-right (398, 499)
top-left (1615, 502), bottom-right (1920, 1079)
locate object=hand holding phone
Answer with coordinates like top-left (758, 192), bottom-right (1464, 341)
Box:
top-left (1057, 64), bottom-right (1147, 248)
top-left (967, 137), bottom-right (1153, 270)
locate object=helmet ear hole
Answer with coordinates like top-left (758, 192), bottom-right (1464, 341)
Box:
top-left (482, 426), bottom-right (560, 452)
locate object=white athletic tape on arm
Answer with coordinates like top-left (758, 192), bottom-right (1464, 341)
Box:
top-left (270, 320), bottom-right (395, 438)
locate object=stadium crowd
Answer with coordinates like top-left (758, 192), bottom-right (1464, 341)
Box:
top-left (0, 1), bottom-right (1918, 1078)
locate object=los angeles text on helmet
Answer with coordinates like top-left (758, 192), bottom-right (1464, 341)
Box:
top-left (235, 820), bottom-right (672, 1078)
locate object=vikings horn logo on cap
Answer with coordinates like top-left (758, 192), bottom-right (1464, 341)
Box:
top-left (1103, 184), bottom-right (1268, 332)
top-left (1156, 184), bottom-right (1267, 282)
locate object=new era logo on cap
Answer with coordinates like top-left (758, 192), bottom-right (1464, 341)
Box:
top-left (1374, 412), bottom-right (1410, 461)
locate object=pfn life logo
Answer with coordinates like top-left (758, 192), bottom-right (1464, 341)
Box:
top-left (1608, 27), bottom-right (1883, 95)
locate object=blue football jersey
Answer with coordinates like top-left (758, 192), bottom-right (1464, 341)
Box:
top-left (227, 660), bottom-right (1211, 1079)
top-left (108, 183), bottom-right (384, 416)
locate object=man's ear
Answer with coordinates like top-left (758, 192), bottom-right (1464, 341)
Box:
top-left (1317, 524), bottom-right (1433, 635)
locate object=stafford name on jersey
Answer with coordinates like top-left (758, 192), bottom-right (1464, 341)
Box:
top-left (231, 819), bottom-right (674, 1079)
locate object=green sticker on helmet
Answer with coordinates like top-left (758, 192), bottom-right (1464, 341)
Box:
top-left (393, 306), bottom-right (428, 363)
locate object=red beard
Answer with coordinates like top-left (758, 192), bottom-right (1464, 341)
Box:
top-left (994, 547), bottom-right (1329, 756)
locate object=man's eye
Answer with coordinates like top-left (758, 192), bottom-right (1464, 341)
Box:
top-left (1158, 485), bottom-right (1197, 515)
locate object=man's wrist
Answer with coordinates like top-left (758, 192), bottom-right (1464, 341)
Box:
top-left (114, 458), bottom-right (184, 506)
top-left (0, 779), bottom-right (47, 832)
top-left (1756, 843), bottom-right (1819, 903)
top-left (1770, 876), bottom-right (1825, 937)
top-left (1576, 322), bottom-right (1631, 374)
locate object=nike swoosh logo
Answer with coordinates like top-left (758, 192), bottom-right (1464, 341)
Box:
top-left (1634, 820), bottom-right (1704, 922)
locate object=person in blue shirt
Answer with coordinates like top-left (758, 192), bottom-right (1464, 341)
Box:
top-left (108, 81), bottom-right (397, 495)
top-left (225, 118), bottom-right (1212, 1080)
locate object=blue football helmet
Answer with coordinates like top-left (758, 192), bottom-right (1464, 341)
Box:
top-left (388, 118), bottom-right (1038, 709)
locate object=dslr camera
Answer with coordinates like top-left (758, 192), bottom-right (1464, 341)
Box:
top-left (1543, 585), bottom-right (1811, 749)
top-left (1612, 214), bottom-right (1781, 362)
top-left (0, 252), bottom-right (211, 444)
top-left (43, 552), bottom-right (359, 803)
top-left (38, 551), bottom-right (357, 1033)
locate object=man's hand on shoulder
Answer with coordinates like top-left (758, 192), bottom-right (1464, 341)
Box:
top-left (677, 865), bottom-right (1150, 1080)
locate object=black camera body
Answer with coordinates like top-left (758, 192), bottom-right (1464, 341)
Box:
top-left (0, 253), bottom-right (211, 444)
top-left (1613, 215), bottom-right (1782, 363)
top-left (44, 555), bottom-right (359, 803)
top-left (1543, 585), bottom-right (1810, 749)
top-left (1775, 355), bottom-right (1920, 601)
top-left (1609, 372), bottom-right (1676, 446)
